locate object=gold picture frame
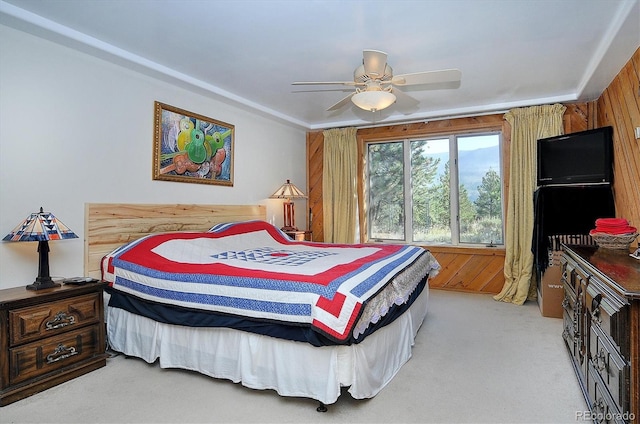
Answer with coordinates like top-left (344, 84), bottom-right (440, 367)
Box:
top-left (153, 101), bottom-right (234, 186)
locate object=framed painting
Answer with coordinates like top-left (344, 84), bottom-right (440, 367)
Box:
top-left (153, 101), bottom-right (234, 186)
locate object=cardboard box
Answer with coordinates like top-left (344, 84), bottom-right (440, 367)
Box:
top-left (537, 251), bottom-right (564, 319)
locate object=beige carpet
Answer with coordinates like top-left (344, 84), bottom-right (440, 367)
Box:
top-left (1, 289), bottom-right (587, 423)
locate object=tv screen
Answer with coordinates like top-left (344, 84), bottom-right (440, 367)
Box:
top-left (537, 126), bottom-right (613, 186)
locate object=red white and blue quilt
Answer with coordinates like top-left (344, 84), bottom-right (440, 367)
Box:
top-left (102, 220), bottom-right (434, 342)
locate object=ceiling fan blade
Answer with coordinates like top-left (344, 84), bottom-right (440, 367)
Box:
top-left (327, 93), bottom-right (355, 111)
top-left (392, 69), bottom-right (461, 86)
top-left (292, 81), bottom-right (358, 86)
top-left (392, 87), bottom-right (420, 109)
top-left (363, 50), bottom-right (388, 78)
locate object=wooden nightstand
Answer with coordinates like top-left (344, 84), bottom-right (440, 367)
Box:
top-left (0, 281), bottom-right (108, 406)
top-left (284, 230), bottom-right (313, 241)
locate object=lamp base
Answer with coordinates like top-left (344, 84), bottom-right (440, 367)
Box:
top-left (282, 201), bottom-right (298, 233)
top-left (26, 278), bottom-right (61, 291)
top-left (26, 239), bottom-right (61, 290)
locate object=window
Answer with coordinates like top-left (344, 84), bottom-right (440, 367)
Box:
top-left (366, 132), bottom-right (504, 246)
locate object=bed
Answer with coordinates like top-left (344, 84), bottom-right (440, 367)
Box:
top-left (86, 203), bottom-right (440, 409)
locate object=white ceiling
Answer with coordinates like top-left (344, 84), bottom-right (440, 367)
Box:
top-left (1, 0), bottom-right (638, 130)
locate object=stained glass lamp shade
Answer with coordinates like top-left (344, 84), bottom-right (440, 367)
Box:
top-left (269, 180), bottom-right (307, 232)
top-left (3, 207), bottom-right (78, 290)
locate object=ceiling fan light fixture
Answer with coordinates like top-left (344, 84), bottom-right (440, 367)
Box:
top-left (351, 90), bottom-right (396, 112)
top-left (293, 50), bottom-right (461, 113)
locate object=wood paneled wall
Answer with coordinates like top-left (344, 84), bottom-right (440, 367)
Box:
top-left (307, 131), bottom-right (325, 242)
top-left (306, 100), bottom-right (632, 293)
top-left (596, 48), bottom-right (640, 248)
top-left (427, 246), bottom-right (507, 293)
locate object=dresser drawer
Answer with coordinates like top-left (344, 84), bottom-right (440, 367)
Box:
top-left (561, 256), bottom-right (579, 296)
top-left (9, 293), bottom-right (101, 346)
top-left (563, 281), bottom-right (576, 311)
top-left (587, 363), bottom-right (628, 424)
top-left (562, 285), bottom-right (578, 353)
top-left (9, 325), bottom-right (102, 385)
top-left (586, 279), bottom-right (629, 357)
top-left (589, 324), bottom-right (629, 413)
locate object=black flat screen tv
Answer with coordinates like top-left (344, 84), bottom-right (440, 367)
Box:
top-left (537, 126), bottom-right (613, 186)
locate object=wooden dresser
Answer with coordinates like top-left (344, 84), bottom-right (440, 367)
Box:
top-left (561, 245), bottom-right (639, 423)
top-left (0, 282), bottom-right (108, 406)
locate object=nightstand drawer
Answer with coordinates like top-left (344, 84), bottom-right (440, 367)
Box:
top-left (9, 292), bottom-right (101, 346)
top-left (1, 283), bottom-right (107, 406)
top-left (9, 325), bottom-right (102, 385)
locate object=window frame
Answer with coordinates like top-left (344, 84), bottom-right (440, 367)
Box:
top-left (364, 130), bottom-right (505, 247)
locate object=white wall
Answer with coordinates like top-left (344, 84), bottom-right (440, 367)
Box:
top-left (0, 25), bottom-right (307, 290)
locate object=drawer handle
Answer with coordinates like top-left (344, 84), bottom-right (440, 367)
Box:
top-left (46, 343), bottom-right (78, 364)
top-left (591, 294), bottom-right (602, 325)
top-left (562, 325), bottom-right (571, 341)
top-left (45, 311), bottom-right (76, 330)
top-left (593, 397), bottom-right (606, 422)
top-left (594, 348), bottom-right (608, 373)
top-left (563, 321), bottom-right (579, 344)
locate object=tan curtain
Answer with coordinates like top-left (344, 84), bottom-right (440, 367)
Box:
top-left (494, 104), bottom-right (566, 305)
top-left (323, 127), bottom-right (358, 243)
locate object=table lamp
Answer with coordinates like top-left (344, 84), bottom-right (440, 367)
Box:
top-left (3, 207), bottom-right (78, 290)
top-left (269, 180), bottom-right (307, 231)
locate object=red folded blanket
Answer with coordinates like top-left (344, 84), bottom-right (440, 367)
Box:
top-left (590, 218), bottom-right (637, 235)
top-left (595, 218), bottom-right (628, 227)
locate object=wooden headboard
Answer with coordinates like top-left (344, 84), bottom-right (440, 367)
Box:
top-left (84, 203), bottom-right (266, 279)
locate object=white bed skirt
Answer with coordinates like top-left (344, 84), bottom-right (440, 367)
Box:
top-left (106, 286), bottom-right (429, 405)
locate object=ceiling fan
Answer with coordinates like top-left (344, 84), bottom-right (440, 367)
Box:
top-left (292, 49), bottom-right (461, 113)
